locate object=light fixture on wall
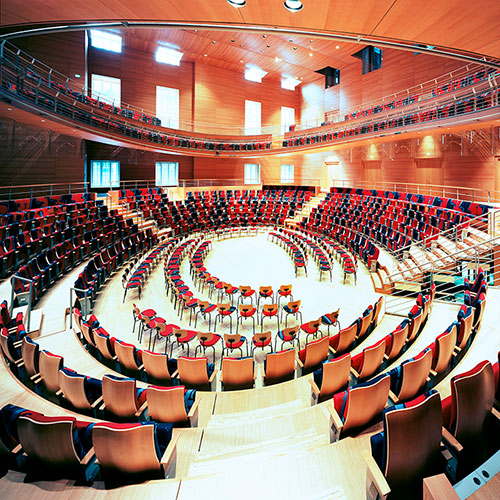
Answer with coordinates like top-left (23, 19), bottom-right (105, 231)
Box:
top-left (227, 0), bottom-right (246, 7)
top-left (284, 0), bottom-right (304, 12)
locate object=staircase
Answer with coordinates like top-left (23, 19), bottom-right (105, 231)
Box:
top-left (104, 195), bottom-right (159, 235)
top-left (285, 191), bottom-right (328, 228)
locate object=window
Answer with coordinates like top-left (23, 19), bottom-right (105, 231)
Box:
top-left (156, 86), bottom-right (180, 129)
top-left (281, 164), bottom-right (294, 184)
top-left (91, 74), bottom-right (121, 106)
top-left (156, 162), bottom-right (179, 186)
top-left (281, 76), bottom-right (300, 90)
top-left (90, 161), bottom-right (120, 188)
top-left (245, 100), bottom-right (261, 135)
top-left (244, 164), bottom-right (261, 185)
top-left (281, 106), bottom-right (295, 134)
top-left (245, 65), bottom-right (267, 83)
top-left (155, 47), bottom-right (183, 66)
top-left (90, 30), bottom-right (122, 53)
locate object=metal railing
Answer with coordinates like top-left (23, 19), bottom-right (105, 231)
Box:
top-left (69, 287), bottom-right (92, 328)
top-left (1, 39), bottom-right (499, 142)
top-left (9, 275), bottom-right (33, 332)
top-left (0, 182), bottom-right (89, 202)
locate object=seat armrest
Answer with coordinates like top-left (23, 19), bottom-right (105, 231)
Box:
top-left (328, 404), bottom-right (344, 442)
top-left (90, 395), bottom-right (104, 409)
top-left (160, 431), bottom-right (180, 478)
top-left (441, 426), bottom-right (463, 454)
top-left (309, 378), bottom-right (320, 405)
top-left (209, 368), bottom-right (218, 391)
top-left (80, 447), bottom-right (96, 466)
top-left (13, 339), bottom-right (23, 349)
top-left (423, 474), bottom-right (460, 500)
top-left (170, 369), bottom-right (179, 379)
top-left (328, 345), bottom-right (336, 356)
top-left (350, 366), bottom-right (360, 380)
top-left (30, 373), bottom-right (42, 384)
top-left (389, 390), bottom-right (399, 404)
top-left (490, 406), bottom-right (500, 421)
top-left (188, 399), bottom-right (200, 428)
top-left (363, 450), bottom-right (391, 500)
top-left (430, 369), bottom-right (438, 378)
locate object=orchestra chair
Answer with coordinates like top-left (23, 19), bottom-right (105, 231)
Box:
top-left (194, 300), bottom-right (217, 330)
top-left (237, 285), bottom-right (255, 305)
top-left (276, 284), bottom-right (293, 307)
top-left (194, 331), bottom-right (222, 363)
top-left (178, 357), bottom-right (217, 391)
top-left (321, 308), bottom-right (340, 335)
top-left (275, 325), bottom-right (300, 351)
top-left (92, 421), bottom-right (178, 481)
top-left (170, 328), bottom-right (197, 358)
top-left (365, 390), bottom-right (445, 500)
top-left (329, 373), bottom-right (390, 441)
top-left (261, 303), bottom-right (280, 331)
top-left (222, 333), bottom-right (248, 360)
top-left (297, 336), bottom-right (329, 376)
top-left (300, 318), bottom-right (322, 344)
top-left (237, 303), bottom-right (257, 334)
top-left (263, 348), bottom-right (296, 386)
top-left (281, 300), bottom-right (302, 327)
top-left (257, 286), bottom-right (274, 307)
top-left (251, 331), bottom-right (273, 356)
top-left (221, 357), bottom-right (255, 391)
top-left (145, 386), bottom-right (199, 427)
top-left (310, 353), bottom-right (351, 405)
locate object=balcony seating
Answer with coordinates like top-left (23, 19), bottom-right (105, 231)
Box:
top-left (145, 386), bottom-right (198, 426)
top-left (297, 336), bottom-right (329, 375)
top-left (350, 338), bottom-right (386, 382)
top-left (220, 357), bottom-right (255, 391)
top-left (310, 353), bottom-right (351, 404)
top-left (177, 357), bottom-right (217, 391)
top-left (100, 375), bottom-right (147, 420)
top-left (263, 348), bottom-right (296, 386)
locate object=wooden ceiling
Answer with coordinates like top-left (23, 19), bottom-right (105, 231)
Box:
top-left (1, 0), bottom-right (500, 63)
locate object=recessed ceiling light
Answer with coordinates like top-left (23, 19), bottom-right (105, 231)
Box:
top-left (293, 47), bottom-right (297, 50)
top-left (231, 39), bottom-right (235, 42)
top-left (266, 44), bottom-right (270, 48)
top-left (262, 35), bottom-right (267, 39)
top-left (284, 0), bottom-right (303, 12)
top-left (239, 44), bottom-right (243, 47)
top-left (227, 0), bottom-right (246, 7)
top-left (7, 107), bottom-right (12, 111)
top-left (336, 45), bottom-right (340, 49)
top-left (240, 60), bottom-right (244, 63)
top-left (41, 119), bottom-right (46, 122)
top-left (309, 52), bottom-right (313, 56)
top-left (74, 74), bottom-right (81, 78)
top-left (194, 29), bottom-right (198, 33)
top-left (275, 57), bottom-right (281, 62)
top-left (204, 54), bottom-right (208, 57)
top-left (212, 41), bottom-right (216, 44)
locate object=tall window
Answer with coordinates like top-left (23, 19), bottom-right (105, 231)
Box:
top-left (90, 30), bottom-right (122, 53)
top-left (156, 86), bottom-right (180, 129)
top-left (244, 164), bottom-right (261, 185)
top-left (90, 161), bottom-right (120, 188)
top-left (281, 106), bottom-right (295, 134)
top-left (245, 100), bottom-right (261, 135)
top-left (91, 74), bottom-right (121, 106)
top-left (155, 47), bottom-right (183, 66)
top-left (281, 164), bottom-right (294, 184)
top-left (156, 162), bottom-right (179, 186)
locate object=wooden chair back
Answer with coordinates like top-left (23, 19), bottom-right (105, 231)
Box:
top-left (92, 423), bottom-right (160, 474)
top-left (221, 357), bottom-right (254, 390)
top-left (451, 361), bottom-right (495, 444)
top-left (358, 309), bottom-right (373, 338)
top-left (358, 339), bottom-right (386, 380)
top-left (386, 323), bottom-right (409, 361)
top-left (303, 336), bottom-right (329, 371)
top-left (286, 300), bottom-right (301, 311)
top-left (332, 322), bottom-right (358, 354)
top-left (72, 308), bottom-right (83, 334)
top-left (252, 330), bottom-right (272, 346)
top-left (147, 386), bottom-right (188, 424)
top-left (17, 415), bottom-right (81, 467)
top-left (114, 342), bottom-right (140, 371)
top-left (58, 370), bottom-right (91, 410)
top-left (319, 353), bottom-right (351, 402)
top-left (263, 304), bottom-right (278, 315)
top-left (102, 375), bottom-right (139, 418)
top-left (457, 310), bottom-right (473, 350)
top-left (259, 286), bottom-right (273, 296)
top-left (280, 325), bottom-right (299, 340)
top-left (433, 325), bottom-right (457, 373)
top-left (473, 298), bottom-right (486, 331)
top-left (343, 374), bottom-right (390, 433)
top-left (264, 349), bottom-right (296, 385)
top-left (407, 309), bottom-right (423, 342)
top-left (383, 391), bottom-right (442, 487)
top-left (94, 330), bottom-right (115, 360)
top-left (178, 357), bottom-right (209, 390)
top-left (217, 303), bottom-right (231, 314)
top-left (239, 285), bottom-right (252, 294)
top-left (197, 300), bottom-right (210, 310)
top-left (21, 337), bottom-right (39, 377)
top-left (0, 330), bottom-right (16, 364)
top-left (142, 350), bottom-right (172, 382)
top-left (39, 351), bottom-right (63, 393)
top-left (80, 320), bottom-right (95, 347)
top-left (371, 298), bottom-right (383, 327)
top-left (279, 284), bottom-right (292, 294)
top-left (239, 304), bottom-right (255, 315)
top-left (396, 349), bottom-right (432, 402)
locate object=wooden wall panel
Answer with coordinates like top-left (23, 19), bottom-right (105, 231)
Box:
top-left (0, 118), bottom-right (84, 186)
top-left (193, 62), bottom-right (300, 133)
top-left (89, 42), bottom-right (194, 129)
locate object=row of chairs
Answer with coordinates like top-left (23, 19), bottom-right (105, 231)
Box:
top-left (269, 231), bottom-right (308, 277)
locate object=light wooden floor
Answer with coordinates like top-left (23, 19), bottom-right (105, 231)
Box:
top-left (1, 229), bottom-right (499, 499)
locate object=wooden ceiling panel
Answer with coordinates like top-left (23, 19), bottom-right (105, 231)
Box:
top-left (372, 0), bottom-right (500, 58)
top-left (1, 0), bottom-right (499, 61)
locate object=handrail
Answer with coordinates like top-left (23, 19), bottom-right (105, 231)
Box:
top-left (388, 232), bottom-right (500, 280)
top-left (10, 275), bottom-right (33, 332)
top-left (69, 287), bottom-right (92, 327)
top-left (1, 39), bottom-right (499, 136)
top-left (0, 182), bottom-right (89, 202)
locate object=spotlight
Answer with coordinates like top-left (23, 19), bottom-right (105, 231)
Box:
top-left (227, 0), bottom-right (246, 7)
top-left (284, 0), bottom-right (303, 12)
